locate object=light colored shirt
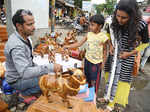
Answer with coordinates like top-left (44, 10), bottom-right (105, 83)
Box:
top-left (4, 32), bottom-right (54, 83)
top-left (85, 32), bottom-right (109, 64)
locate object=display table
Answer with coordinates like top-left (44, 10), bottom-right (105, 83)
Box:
top-left (33, 53), bottom-right (82, 72)
top-left (0, 99), bottom-right (10, 112)
top-left (26, 95), bottom-right (103, 112)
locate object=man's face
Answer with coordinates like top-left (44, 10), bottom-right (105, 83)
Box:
top-left (20, 15), bottom-right (35, 37)
top-left (116, 10), bottom-right (129, 26)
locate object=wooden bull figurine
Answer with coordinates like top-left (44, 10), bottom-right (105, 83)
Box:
top-left (39, 68), bottom-right (86, 108)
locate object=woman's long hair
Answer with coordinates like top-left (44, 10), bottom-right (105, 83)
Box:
top-left (111, 0), bottom-right (142, 46)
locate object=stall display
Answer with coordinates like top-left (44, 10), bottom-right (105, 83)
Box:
top-left (34, 33), bottom-right (69, 63)
top-left (34, 30), bottom-right (85, 62)
top-left (26, 31), bottom-right (104, 112)
top-left (27, 68), bottom-right (103, 112)
top-left (64, 29), bottom-right (77, 45)
top-left (27, 95), bottom-right (104, 112)
top-left (0, 99), bottom-right (10, 112)
top-left (39, 68), bottom-right (86, 108)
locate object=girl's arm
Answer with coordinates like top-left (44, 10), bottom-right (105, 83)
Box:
top-left (64, 36), bottom-right (87, 49)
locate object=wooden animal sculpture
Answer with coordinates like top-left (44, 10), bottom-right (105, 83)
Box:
top-left (34, 43), bottom-right (49, 57)
top-left (56, 47), bottom-right (69, 61)
top-left (64, 30), bottom-right (77, 45)
top-left (48, 50), bottom-right (55, 63)
top-left (50, 32), bottom-right (62, 41)
top-left (39, 69), bottom-right (86, 108)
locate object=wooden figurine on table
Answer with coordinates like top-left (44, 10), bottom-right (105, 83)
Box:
top-left (48, 50), bottom-right (55, 63)
top-left (64, 30), bottom-right (77, 45)
top-left (39, 68), bottom-right (86, 108)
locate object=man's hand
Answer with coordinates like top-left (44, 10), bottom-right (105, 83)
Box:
top-left (54, 64), bottom-right (62, 72)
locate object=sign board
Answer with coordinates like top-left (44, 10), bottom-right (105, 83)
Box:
top-left (82, 1), bottom-right (92, 12)
top-left (11, 0), bottom-right (49, 29)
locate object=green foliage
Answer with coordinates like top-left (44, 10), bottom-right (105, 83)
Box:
top-left (74, 0), bottom-right (83, 8)
top-left (95, 0), bottom-right (117, 15)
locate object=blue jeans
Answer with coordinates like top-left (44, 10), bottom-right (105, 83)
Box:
top-left (140, 44), bottom-right (150, 69)
top-left (10, 77), bottom-right (41, 96)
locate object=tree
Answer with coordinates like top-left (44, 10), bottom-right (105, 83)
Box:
top-left (147, 0), bottom-right (150, 4)
top-left (95, 0), bottom-right (117, 15)
top-left (74, 0), bottom-right (83, 8)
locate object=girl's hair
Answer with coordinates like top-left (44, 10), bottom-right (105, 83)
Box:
top-left (89, 14), bottom-right (105, 27)
top-left (111, 0), bottom-right (142, 45)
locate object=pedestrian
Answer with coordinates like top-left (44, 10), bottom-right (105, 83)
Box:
top-left (64, 14), bottom-right (109, 95)
top-left (140, 45), bottom-right (150, 73)
top-left (0, 0), bottom-right (4, 14)
top-left (98, 0), bottom-right (149, 112)
top-left (4, 9), bottom-right (62, 104)
top-left (0, 0), bottom-right (6, 24)
top-left (139, 13), bottom-right (150, 73)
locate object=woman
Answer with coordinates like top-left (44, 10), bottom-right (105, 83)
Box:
top-left (98, 0), bottom-right (149, 112)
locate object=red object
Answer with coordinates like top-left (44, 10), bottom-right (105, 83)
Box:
top-left (18, 96), bottom-right (37, 104)
top-left (70, 50), bottom-right (79, 58)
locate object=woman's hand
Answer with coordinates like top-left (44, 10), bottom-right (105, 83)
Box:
top-left (109, 45), bottom-right (114, 55)
top-left (119, 52), bottom-right (131, 59)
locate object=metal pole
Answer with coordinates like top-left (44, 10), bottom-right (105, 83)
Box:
top-left (5, 0), bottom-right (15, 36)
top-left (51, 0), bottom-right (56, 33)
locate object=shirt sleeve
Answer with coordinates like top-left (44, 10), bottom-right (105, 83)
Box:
top-left (11, 46), bottom-right (54, 80)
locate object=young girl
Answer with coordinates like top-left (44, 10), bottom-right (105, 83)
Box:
top-left (64, 14), bottom-right (109, 95)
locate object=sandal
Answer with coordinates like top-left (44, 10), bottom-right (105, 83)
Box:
top-left (139, 68), bottom-right (145, 73)
top-left (18, 95), bottom-right (37, 105)
top-left (114, 104), bottom-right (125, 112)
top-left (97, 98), bottom-right (109, 104)
top-left (104, 106), bottom-right (113, 112)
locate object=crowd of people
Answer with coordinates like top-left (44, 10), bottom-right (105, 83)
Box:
top-left (0, 0), bottom-right (6, 24)
top-left (1, 0), bottom-right (150, 111)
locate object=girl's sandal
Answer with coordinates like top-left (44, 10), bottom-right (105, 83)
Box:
top-left (97, 98), bottom-right (109, 104)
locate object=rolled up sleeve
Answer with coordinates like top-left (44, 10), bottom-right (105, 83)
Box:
top-left (11, 46), bottom-right (54, 80)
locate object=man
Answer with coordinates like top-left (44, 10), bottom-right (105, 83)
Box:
top-left (4, 9), bottom-right (62, 100)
